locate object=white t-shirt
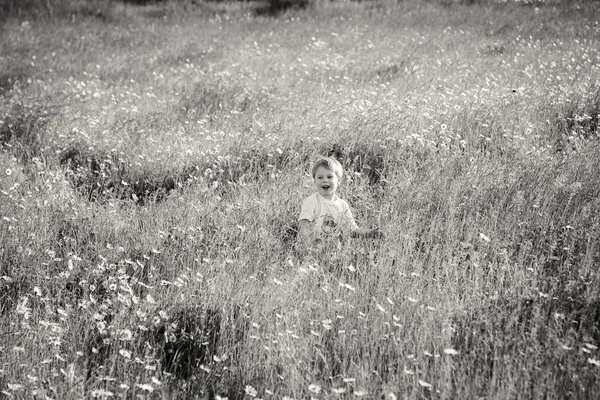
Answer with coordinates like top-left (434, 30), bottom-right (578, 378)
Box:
top-left (299, 192), bottom-right (358, 241)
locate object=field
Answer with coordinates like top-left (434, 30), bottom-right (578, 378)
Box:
top-left (1, 0), bottom-right (600, 398)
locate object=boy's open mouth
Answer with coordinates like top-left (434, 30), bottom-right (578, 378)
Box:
top-left (322, 184), bottom-right (330, 189)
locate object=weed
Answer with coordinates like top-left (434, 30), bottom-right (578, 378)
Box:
top-left (0, 64), bottom-right (31, 97)
top-left (151, 305), bottom-right (221, 379)
top-left (553, 87), bottom-right (600, 152)
top-left (451, 295), bottom-right (600, 398)
top-left (325, 142), bottom-right (387, 186)
top-left (0, 103), bottom-right (52, 163)
top-left (0, 276), bottom-right (30, 316)
top-left (180, 80), bottom-right (264, 119)
top-left (55, 216), bottom-right (97, 258)
top-left (83, 319), bottom-right (113, 381)
top-left (59, 144), bottom-right (195, 204)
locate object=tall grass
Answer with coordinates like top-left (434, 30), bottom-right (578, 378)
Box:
top-left (1, 0), bottom-right (600, 398)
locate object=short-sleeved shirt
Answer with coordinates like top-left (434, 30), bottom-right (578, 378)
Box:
top-left (299, 193), bottom-right (358, 242)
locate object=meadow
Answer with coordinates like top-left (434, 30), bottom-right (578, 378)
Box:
top-left (1, 0), bottom-right (600, 398)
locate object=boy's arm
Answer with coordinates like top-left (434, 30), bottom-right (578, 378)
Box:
top-left (298, 219), bottom-right (312, 244)
top-left (343, 202), bottom-right (384, 239)
top-left (298, 195), bottom-right (316, 247)
top-left (295, 219), bottom-right (313, 256)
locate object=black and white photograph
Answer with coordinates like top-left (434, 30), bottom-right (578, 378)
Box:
top-left (1, 0), bottom-right (599, 398)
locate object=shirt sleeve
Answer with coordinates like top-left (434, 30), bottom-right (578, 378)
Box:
top-left (299, 196), bottom-right (316, 222)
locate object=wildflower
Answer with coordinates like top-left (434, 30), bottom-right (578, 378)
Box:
top-left (91, 389), bottom-right (114, 398)
top-left (119, 349), bottom-right (131, 359)
top-left (96, 321), bottom-right (106, 332)
top-left (135, 384), bottom-right (154, 392)
top-left (118, 329), bottom-right (133, 341)
top-left (245, 385), bottom-right (258, 397)
top-left (443, 348), bottom-right (459, 355)
top-left (200, 364), bottom-right (211, 372)
top-left (7, 383), bottom-right (24, 390)
top-left (5, 169), bottom-right (11, 176)
top-left (308, 384), bottom-right (321, 394)
top-left (339, 282), bottom-right (355, 291)
top-left (16, 297), bottom-right (31, 319)
top-left (418, 380), bottom-right (432, 389)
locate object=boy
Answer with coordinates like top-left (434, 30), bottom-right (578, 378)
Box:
top-left (297, 157), bottom-right (382, 252)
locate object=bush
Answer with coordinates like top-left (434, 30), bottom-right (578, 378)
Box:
top-left (0, 0), bottom-right (114, 21)
top-left (254, 0), bottom-right (312, 16)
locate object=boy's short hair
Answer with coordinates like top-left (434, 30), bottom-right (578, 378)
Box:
top-left (311, 157), bottom-right (344, 178)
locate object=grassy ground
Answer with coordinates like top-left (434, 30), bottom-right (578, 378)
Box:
top-left (1, 0), bottom-right (600, 398)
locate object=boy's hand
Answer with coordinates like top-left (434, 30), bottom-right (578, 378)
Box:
top-left (370, 227), bottom-right (386, 239)
top-left (351, 227), bottom-right (385, 239)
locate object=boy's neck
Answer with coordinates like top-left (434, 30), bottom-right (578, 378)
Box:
top-left (317, 192), bottom-right (337, 202)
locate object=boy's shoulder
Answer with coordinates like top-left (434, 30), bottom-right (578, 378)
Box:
top-left (302, 192), bottom-right (319, 202)
top-left (301, 192), bottom-right (319, 207)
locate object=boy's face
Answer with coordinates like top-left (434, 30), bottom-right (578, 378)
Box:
top-left (314, 165), bottom-right (339, 200)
